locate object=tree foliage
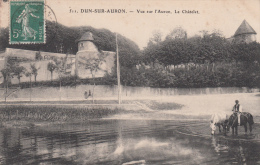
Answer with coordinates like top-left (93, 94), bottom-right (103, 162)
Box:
top-left (53, 57), bottom-right (71, 79)
top-left (105, 30), bottom-right (260, 88)
top-left (13, 65), bottom-right (26, 85)
top-left (35, 51), bottom-right (43, 60)
top-left (30, 63), bottom-right (40, 83)
top-left (47, 62), bottom-right (56, 81)
top-left (166, 26), bottom-right (187, 40)
top-left (143, 30), bottom-right (260, 67)
top-left (147, 30), bottom-right (163, 46)
top-left (0, 57), bottom-right (26, 86)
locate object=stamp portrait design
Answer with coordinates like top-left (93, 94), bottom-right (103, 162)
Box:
top-left (10, 0), bottom-right (45, 44)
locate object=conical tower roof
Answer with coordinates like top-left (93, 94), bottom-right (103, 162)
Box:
top-left (234, 20), bottom-right (256, 37)
top-left (76, 31), bottom-right (94, 42)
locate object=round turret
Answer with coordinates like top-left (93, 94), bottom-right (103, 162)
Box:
top-left (234, 20), bottom-right (257, 43)
top-left (76, 32), bottom-right (98, 52)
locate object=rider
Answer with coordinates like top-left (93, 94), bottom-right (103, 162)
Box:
top-left (232, 100), bottom-right (242, 125)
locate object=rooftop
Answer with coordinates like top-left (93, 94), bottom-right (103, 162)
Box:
top-left (76, 32), bottom-right (94, 42)
top-left (234, 20), bottom-right (257, 37)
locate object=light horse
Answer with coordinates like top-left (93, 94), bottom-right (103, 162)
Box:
top-left (210, 113), bottom-right (230, 135)
top-left (228, 112), bottom-right (254, 135)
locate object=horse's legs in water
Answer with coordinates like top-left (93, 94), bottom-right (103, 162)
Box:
top-left (249, 124), bottom-right (252, 133)
top-left (235, 126), bottom-right (238, 135)
top-left (223, 125), bottom-right (227, 136)
top-left (232, 127), bottom-right (234, 135)
top-left (218, 125), bottom-right (221, 133)
top-left (244, 123), bottom-right (247, 133)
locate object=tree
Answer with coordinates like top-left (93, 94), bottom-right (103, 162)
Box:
top-left (1, 67), bottom-right (12, 102)
top-left (1, 67), bottom-right (12, 87)
top-left (53, 56), bottom-right (72, 100)
top-left (0, 57), bottom-right (17, 101)
top-left (30, 63), bottom-right (40, 83)
top-left (25, 71), bottom-right (33, 102)
top-left (166, 26), bottom-right (187, 40)
top-left (199, 30), bottom-right (209, 38)
top-left (79, 52), bottom-right (105, 103)
top-left (47, 62), bottom-right (56, 81)
top-left (35, 51), bottom-right (43, 60)
top-left (13, 66), bottom-right (26, 86)
top-left (0, 27), bottom-right (9, 51)
top-left (1, 21), bottom-right (141, 57)
top-left (147, 30), bottom-right (163, 46)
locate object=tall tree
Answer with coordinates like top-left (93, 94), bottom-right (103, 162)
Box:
top-left (25, 71), bottom-right (33, 101)
top-left (166, 26), bottom-right (187, 40)
top-left (0, 57), bottom-right (17, 101)
top-left (13, 66), bottom-right (26, 86)
top-left (147, 30), bottom-right (163, 46)
top-left (47, 62), bottom-right (56, 81)
top-left (53, 56), bottom-right (72, 100)
top-left (30, 63), bottom-right (40, 83)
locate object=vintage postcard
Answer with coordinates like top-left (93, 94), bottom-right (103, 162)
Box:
top-left (0, 0), bottom-right (259, 164)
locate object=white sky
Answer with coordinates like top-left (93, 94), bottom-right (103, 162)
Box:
top-left (1, 0), bottom-right (260, 49)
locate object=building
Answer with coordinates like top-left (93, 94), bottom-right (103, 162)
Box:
top-left (75, 32), bottom-right (115, 78)
top-left (228, 20), bottom-right (257, 43)
top-left (0, 32), bottom-right (115, 84)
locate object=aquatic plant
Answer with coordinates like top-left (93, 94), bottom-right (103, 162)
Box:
top-left (0, 105), bottom-right (121, 122)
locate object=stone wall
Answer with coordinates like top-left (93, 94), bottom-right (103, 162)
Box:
top-left (0, 47), bottom-right (116, 84)
top-left (1, 85), bottom-right (258, 101)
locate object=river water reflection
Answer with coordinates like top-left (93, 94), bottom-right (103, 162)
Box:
top-left (0, 120), bottom-right (259, 165)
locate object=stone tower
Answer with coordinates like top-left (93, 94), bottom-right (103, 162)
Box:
top-left (233, 20), bottom-right (257, 43)
top-left (75, 31), bottom-right (99, 77)
top-left (75, 31), bottom-right (116, 79)
top-left (77, 31), bottom-right (98, 52)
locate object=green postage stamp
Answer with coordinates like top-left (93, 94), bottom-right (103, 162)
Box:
top-left (10, 0), bottom-right (45, 44)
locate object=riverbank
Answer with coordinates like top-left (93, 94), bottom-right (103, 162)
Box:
top-left (0, 100), bottom-right (183, 127)
top-left (0, 105), bottom-right (124, 122)
top-left (0, 92), bottom-right (259, 127)
top-left (0, 105), bottom-right (123, 128)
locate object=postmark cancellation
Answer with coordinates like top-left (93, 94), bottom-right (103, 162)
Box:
top-left (9, 0), bottom-right (45, 44)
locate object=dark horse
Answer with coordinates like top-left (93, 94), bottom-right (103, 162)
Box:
top-left (228, 112), bottom-right (254, 135)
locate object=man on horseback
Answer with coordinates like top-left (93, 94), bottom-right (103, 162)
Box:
top-left (228, 100), bottom-right (254, 135)
top-left (232, 100), bottom-right (242, 125)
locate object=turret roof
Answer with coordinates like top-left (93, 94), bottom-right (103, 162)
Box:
top-left (76, 32), bottom-right (94, 42)
top-left (234, 20), bottom-right (257, 37)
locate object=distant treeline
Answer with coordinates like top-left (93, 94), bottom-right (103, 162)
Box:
top-left (105, 30), bottom-right (260, 88)
top-left (104, 61), bottom-right (259, 88)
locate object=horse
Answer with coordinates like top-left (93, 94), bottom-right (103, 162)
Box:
top-left (210, 113), bottom-right (230, 135)
top-left (228, 112), bottom-right (254, 135)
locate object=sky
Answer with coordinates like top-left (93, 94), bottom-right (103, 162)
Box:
top-left (1, 0), bottom-right (260, 49)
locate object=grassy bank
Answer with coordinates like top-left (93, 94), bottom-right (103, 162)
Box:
top-left (0, 105), bottom-right (125, 122)
top-left (0, 100), bottom-right (185, 128)
top-left (0, 100), bottom-right (122, 105)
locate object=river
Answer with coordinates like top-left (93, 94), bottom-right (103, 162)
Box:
top-left (0, 119), bottom-right (259, 165)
